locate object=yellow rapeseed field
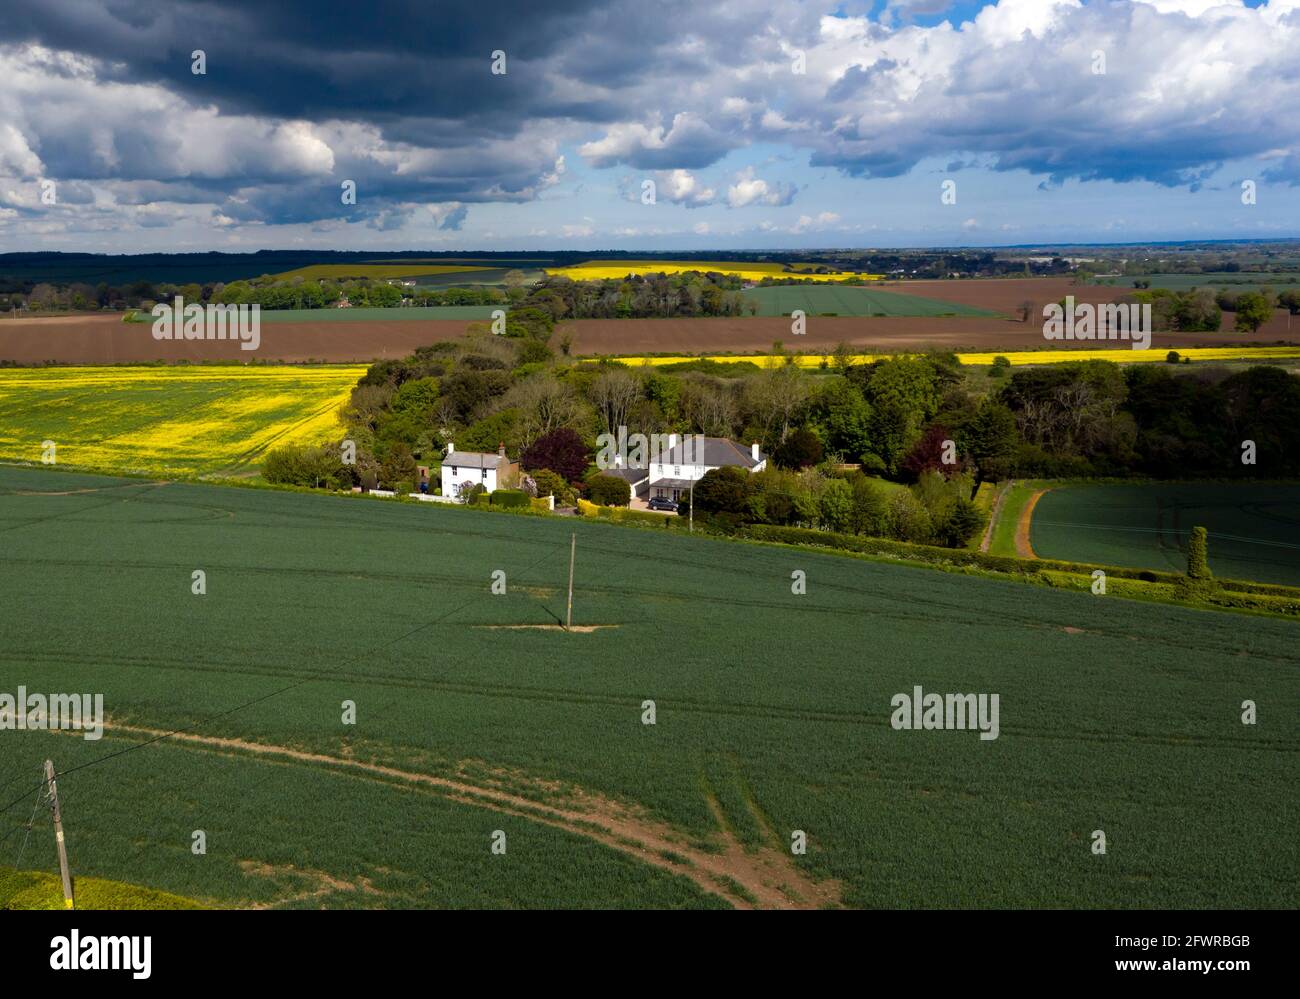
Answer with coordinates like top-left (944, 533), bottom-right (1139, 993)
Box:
top-left (547, 260), bottom-right (883, 283)
top-left (0, 365), bottom-right (366, 478)
top-left (610, 346), bottom-right (1300, 368)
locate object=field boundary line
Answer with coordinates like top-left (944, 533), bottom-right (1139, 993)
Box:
top-left (980, 480), bottom-right (1012, 553)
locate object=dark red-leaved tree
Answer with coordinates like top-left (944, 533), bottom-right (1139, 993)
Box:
top-left (521, 428), bottom-right (590, 482)
top-left (900, 423), bottom-right (961, 481)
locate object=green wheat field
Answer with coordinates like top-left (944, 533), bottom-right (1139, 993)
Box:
top-left (1, 465), bottom-right (1295, 908)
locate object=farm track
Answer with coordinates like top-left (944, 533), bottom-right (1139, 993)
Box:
top-left (213, 394), bottom-right (347, 476)
top-left (7, 467), bottom-right (1299, 908)
top-left (0, 479), bottom-right (169, 535)
top-left (1016, 489), bottom-right (1049, 559)
top-left (90, 722), bottom-right (839, 910)
top-left (980, 481), bottom-right (1012, 553)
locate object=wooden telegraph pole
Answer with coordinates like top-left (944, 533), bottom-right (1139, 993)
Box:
top-left (44, 760), bottom-right (74, 909)
top-left (565, 532), bottom-right (576, 631)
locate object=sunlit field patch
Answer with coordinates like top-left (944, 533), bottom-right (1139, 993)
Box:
top-left (0, 365), bottom-right (365, 477)
top-left (609, 346), bottom-right (1300, 368)
top-left (548, 260), bottom-right (884, 283)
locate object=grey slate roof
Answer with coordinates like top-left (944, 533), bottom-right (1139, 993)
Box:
top-left (442, 451), bottom-right (507, 470)
top-left (658, 437), bottom-right (760, 468)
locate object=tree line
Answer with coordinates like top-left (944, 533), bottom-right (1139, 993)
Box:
top-left (262, 320), bottom-right (1300, 548)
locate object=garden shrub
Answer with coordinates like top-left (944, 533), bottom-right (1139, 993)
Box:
top-left (584, 474), bottom-right (632, 506)
top-left (490, 489), bottom-right (529, 508)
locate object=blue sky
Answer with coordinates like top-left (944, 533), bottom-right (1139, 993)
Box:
top-left (0, 0), bottom-right (1296, 252)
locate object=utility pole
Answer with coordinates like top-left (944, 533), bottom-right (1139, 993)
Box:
top-left (565, 532), bottom-right (576, 631)
top-left (44, 760), bottom-right (74, 910)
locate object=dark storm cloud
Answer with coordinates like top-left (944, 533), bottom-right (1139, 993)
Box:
top-left (0, 0), bottom-right (602, 124)
top-left (0, 0), bottom-right (759, 226)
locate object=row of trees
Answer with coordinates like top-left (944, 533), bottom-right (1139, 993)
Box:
top-left (9, 268), bottom-right (762, 317)
top-left (800, 251), bottom-right (1073, 279)
top-left (3, 280), bottom-right (158, 312)
top-left (263, 321), bottom-right (1300, 549)
top-left (515, 272), bottom-right (754, 319)
top-left (210, 277), bottom-right (513, 310)
top-left (1111, 286), bottom-right (1294, 334)
top-left (0, 274), bottom-right (517, 313)
top-left (1216, 287), bottom-right (1300, 318)
top-left (688, 465), bottom-right (985, 547)
top-left (1114, 251), bottom-right (1300, 277)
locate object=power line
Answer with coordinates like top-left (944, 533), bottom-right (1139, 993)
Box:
top-left (13, 768), bottom-right (44, 870)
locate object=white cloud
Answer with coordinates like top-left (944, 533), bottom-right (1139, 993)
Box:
top-left (789, 211), bottom-right (840, 233)
top-left (0, 123), bottom-right (43, 177)
top-left (569, 0), bottom-right (1300, 189)
top-left (726, 167), bottom-right (797, 208)
top-left (654, 168), bottom-right (716, 207)
top-left (427, 202), bottom-right (468, 230)
top-left (578, 112), bottom-right (736, 169)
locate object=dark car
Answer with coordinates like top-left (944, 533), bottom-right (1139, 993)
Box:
top-left (647, 496), bottom-right (679, 512)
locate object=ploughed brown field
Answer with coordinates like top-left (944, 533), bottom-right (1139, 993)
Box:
top-left (3, 277), bottom-right (1296, 363)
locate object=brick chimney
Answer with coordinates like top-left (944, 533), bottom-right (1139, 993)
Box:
top-left (751, 442), bottom-right (760, 461)
top-left (446, 442), bottom-right (455, 455)
top-left (498, 442), bottom-right (506, 458)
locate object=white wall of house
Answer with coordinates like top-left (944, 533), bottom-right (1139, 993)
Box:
top-left (647, 442), bottom-right (765, 496)
top-left (649, 460), bottom-right (707, 483)
top-left (441, 463), bottom-right (499, 499)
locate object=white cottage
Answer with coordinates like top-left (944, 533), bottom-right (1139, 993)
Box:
top-left (646, 435), bottom-right (765, 503)
top-left (440, 443), bottom-right (519, 500)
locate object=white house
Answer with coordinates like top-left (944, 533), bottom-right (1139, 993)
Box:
top-left (646, 435), bottom-right (765, 503)
top-left (439, 443), bottom-right (519, 500)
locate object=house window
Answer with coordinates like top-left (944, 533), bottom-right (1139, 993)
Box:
top-left (451, 466), bottom-right (457, 476)
top-left (481, 468), bottom-right (488, 480)
top-left (674, 465), bottom-right (680, 476)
